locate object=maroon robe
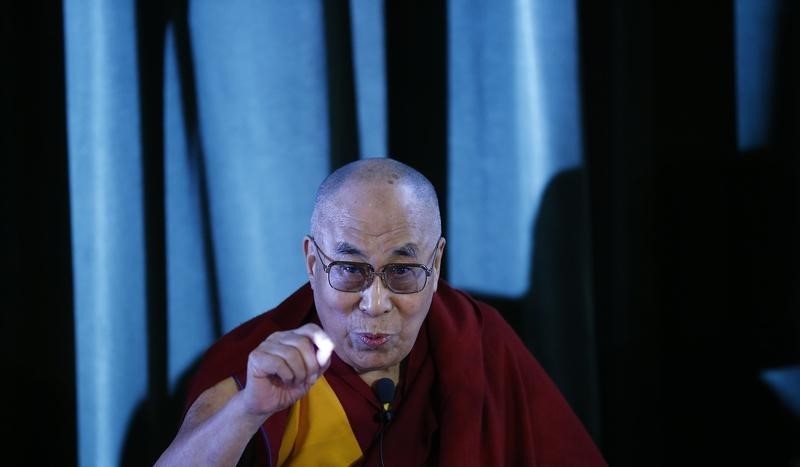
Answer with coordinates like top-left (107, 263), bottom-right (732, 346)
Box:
top-left (184, 281), bottom-right (607, 466)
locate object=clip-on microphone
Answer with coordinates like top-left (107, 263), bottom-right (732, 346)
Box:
top-left (372, 378), bottom-right (395, 467)
top-left (373, 377), bottom-right (395, 423)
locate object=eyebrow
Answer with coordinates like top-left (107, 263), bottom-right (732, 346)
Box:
top-left (392, 243), bottom-right (418, 257)
top-left (335, 242), bottom-right (364, 256)
top-left (334, 242), bottom-right (419, 259)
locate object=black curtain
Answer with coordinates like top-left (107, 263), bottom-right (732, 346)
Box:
top-left (580, 1), bottom-right (799, 465)
top-left (2, 3), bottom-right (77, 465)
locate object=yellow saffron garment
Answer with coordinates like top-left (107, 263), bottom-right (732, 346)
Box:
top-left (277, 375), bottom-right (363, 466)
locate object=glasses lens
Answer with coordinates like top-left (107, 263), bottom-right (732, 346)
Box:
top-left (329, 263), bottom-right (369, 292)
top-left (385, 264), bottom-right (427, 293)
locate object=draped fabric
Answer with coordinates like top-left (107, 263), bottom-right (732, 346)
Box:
top-left (4, 0), bottom-right (798, 466)
top-left (183, 282), bottom-right (607, 466)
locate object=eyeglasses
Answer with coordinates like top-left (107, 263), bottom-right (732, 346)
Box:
top-left (309, 236), bottom-right (439, 294)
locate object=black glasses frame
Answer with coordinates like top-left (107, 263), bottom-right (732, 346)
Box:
top-left (309, 236), bottom-right (440, 294)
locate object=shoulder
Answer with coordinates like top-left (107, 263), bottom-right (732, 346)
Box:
top-left (430, 280), bottom-right (543, 388)
top-left (429, 282), bottom-right (607, 465)
top-left (429, 280), bottom-right (536, 376)
top-left (431, 280), bottom-right (521, 342)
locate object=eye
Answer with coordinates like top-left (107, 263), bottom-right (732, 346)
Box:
top-left (339, 264), bottom-right (367, 276)
top-left (388, 265), bottom-right (414, 276)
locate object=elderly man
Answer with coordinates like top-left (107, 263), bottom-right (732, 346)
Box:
top-left (156, 158), bottom-right (606, 466)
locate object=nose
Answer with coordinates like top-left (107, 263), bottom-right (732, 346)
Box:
top-left (359, 274), bottom-right (392, 316)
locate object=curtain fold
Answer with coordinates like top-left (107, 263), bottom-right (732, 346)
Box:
top-left (48, 0), bottom-right (798, 465)
top-left (64, 2), bottom-right (149, 465)
top-left (186, 1), bottom-right (331, 331)
top-left (447, 0), bottom-right (599, 436)
top-left (448, 0), bottom-right (584, 297)
top-left (66, 1), bottom-right (335, 464)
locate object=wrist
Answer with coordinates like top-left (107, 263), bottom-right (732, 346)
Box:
top-left (227, 390), bottom-right (273, 432)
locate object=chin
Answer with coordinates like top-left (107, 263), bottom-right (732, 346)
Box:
top-left (350, 354), bottom-right (396, 372)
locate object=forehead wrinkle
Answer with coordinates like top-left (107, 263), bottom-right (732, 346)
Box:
top-left (337, 218), bottom-right (420, 239)
top-left (333, 240), bottom-right (420, 260)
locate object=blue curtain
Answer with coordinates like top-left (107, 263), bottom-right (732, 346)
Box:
top-left (63, 2), bottom-right (334, 464)
top-left (64, 3), bottom-right (150, 464)
top-left (63, 1), bottom-right (594, 464)
top-left (1, 0), bottom-right (783, 465)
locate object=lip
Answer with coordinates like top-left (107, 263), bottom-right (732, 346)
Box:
top-left (356, 333), bottom-right (391, 349)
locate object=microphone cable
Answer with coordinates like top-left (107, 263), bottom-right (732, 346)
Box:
top-left (378, 418), bottom-right (387, 467)
top-left (373, 378), bottom-right (395, 467)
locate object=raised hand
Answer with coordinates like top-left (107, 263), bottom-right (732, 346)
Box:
top-left (240, 323), bottom-right (335, 417)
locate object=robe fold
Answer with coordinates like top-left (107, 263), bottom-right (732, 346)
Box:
top-left (184, 281), bottom-right (607, 466)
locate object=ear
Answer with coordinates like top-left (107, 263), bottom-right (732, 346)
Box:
top-left (431, 237), bottom-right (446, 292)
top-left (303, 236), bottom-right (316, 286)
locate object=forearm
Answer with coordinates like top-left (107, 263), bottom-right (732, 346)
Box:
top-left (154, 391), bottom-right (270, 467)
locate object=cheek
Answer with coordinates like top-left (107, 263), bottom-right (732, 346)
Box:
top-left (396, 297), bottom-right (432, 333)
top-left (317, 292), bottom-right (359, 333)
top-left (310, 268), bottom-right (327, 291)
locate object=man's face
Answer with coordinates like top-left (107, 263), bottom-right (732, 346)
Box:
top-left (304, 181), bottom-right (444, 378)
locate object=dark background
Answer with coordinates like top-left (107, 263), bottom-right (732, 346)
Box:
top-left (3, 1), bottom-right (798, 465)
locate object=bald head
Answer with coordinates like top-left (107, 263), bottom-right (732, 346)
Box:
top-left (310, 158), bottom-right (441, 239)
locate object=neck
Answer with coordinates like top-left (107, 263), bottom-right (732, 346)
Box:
top-left (358, 365), bottom-right (400, 388)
